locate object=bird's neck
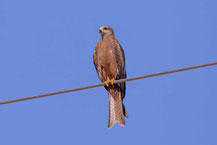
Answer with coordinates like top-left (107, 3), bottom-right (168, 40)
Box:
top-left (101, 33), bottom-right (115, 40)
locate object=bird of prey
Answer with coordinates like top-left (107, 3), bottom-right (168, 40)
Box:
top-left (93, 25), bottom-right (128, 128)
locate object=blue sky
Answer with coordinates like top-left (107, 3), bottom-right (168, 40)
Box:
top-left (0, 0), bottom-right (217, 144)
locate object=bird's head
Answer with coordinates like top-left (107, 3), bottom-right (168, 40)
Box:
top-left (99, 25), bottom-right (114, 38)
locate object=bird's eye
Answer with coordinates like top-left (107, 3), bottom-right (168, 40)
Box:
top-left (104, 27), bottom-right (108, 30)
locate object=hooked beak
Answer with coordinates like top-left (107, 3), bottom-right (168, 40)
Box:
top-left (99, 27), bottom-right (103, 33)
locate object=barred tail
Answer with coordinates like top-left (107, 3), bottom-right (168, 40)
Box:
top-left (108, 92), bottom-right (128, 128)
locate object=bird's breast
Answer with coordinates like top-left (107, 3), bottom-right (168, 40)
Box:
top-left (99, 48), bottom-right (115, 65)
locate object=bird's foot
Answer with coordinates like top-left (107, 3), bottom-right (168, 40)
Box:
top-left (103, 76), bottom-right (115, 87)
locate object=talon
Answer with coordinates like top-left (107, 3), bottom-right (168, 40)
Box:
top-left (103, 81), bottom-right (109, 87)
top-left (103, 77), bottom-right (115, 87)
top-left (111, 78), bottom-right (114, 85)
top-left (103, 76), bottom-right (110, 87)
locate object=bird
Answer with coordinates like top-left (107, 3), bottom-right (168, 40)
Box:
top-left (93, 25), bottom-right (128, 128)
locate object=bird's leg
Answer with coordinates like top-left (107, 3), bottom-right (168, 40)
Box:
top-left (103, 76), bottom-right (115, 87)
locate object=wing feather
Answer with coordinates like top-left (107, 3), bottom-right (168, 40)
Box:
top-left (114, 41), bottom-right (127, 99)
top-left (93, 43), bottom-right (103, 82)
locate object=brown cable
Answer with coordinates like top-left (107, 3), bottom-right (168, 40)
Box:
top-left (0, 61), bottom-right (217, 105)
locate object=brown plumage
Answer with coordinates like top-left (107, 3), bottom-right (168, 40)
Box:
top-left (93, 25), bottom-right (128, 128)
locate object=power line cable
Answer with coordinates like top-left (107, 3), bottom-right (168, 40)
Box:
top-left (0, 61), bottom-right (217, 105)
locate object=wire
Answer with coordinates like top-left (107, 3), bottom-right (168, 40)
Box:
top-left (0, 61), bottom-right (217, 105)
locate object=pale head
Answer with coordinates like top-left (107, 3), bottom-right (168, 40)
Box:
top-left (99, 25), bottom-right (114, 37)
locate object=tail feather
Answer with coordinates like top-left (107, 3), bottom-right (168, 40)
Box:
top-left (108, 92), bottom-right (127, 128)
